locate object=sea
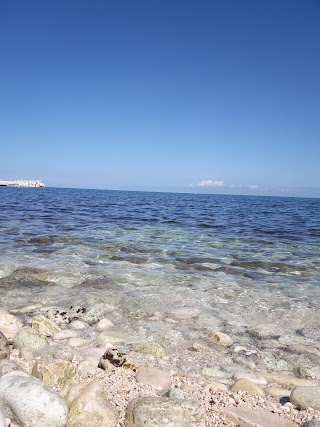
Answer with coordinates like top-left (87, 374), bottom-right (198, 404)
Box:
top-left (0, 187), bottom-right (319, 373)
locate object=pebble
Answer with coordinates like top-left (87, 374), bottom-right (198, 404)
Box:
top-left (233, 371), bottom-right (267, 385)
top-left (264, 373), bottom-right (317, 388)
top-left (69, 320), bottom-right (89, 330)
top-left (171, 307), bottom-right (201, 320)
top-left (32, 357), bottom-right (77, 389)
top-left (208, 332), bottom-right (233, 347)
top-left (13, 327), bottom-right (48, 355)
top-left (0, 373), bottom-right (68, 427)
top-left (224, 406), bottom-right (298, 427)
top-left (95, 318), bottom-right (114, 331)
top-left (0, 333), bottom-right (9, 360)
top-left (0, 360), bottom-right (20, 377)
top-left (82, 303), bottom-right (115, 325)
top-left (68, 337), bottom-right (93, 347)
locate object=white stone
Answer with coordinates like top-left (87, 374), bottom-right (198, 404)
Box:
top-left (95, 318), bottom-right (114, 331)
top-left (0, 373), bottom-right (68, 427)
top-left (69, 320), bottom-right (89, 330)
top-left (0, 309), bottom-right (23, 344)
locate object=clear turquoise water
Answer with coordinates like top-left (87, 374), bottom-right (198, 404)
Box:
top-left (0, 187), bottom-right (319, 372)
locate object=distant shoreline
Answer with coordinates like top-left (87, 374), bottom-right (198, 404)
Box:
top-left (0, 180), bottom-right (46, 188)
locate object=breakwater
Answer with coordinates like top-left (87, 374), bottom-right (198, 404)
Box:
top-left (0, 180), bottom-right (46, 188)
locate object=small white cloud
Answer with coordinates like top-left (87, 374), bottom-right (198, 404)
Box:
top-left (196, 179), bottom-right (225, 187)
top-left (248, 185), bottom-right (258, 190)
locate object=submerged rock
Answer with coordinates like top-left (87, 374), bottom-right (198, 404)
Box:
top-left (32, 357), bottom-right (77, 389)
top-left (124, 396), bottom-right (205, 427)
top-left (0, 373), bottom-right (68, 427)
top-left (264, 372), bottom-right (317, 388)
top-left (0, 333), bottom-right (9, 360)
top-left (290, 386), bottom-right (320, 410)
top-left (65, 382), bottom-right (118, 427)
top-left (134, 342), bottom-right (165, 357)
top-left (248, 324), bottom-right (281, 340)
top-left (208, 332), bottom-right (233, 347)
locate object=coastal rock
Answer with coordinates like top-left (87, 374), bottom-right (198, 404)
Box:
top-left (294, 364), bottom-right (320, 380)
top-left (224, 406), bottom-right (298, 427)
top-left (201, 368), bottom-right (229, 379)
top-left (230, 378), bottom-right (265, 397)
top-left (124, 396), bottom-right (205, 427)
top-left (46, 308), bottom-right (71, 325)
top-left (264, 373), bottom-right (317, 388)
top-left (260, 354), bottom-right (289, 371)
top-left (203, 381), bottom-right (228, 392)
top-left (69, 320), bottom-right (89, 330)
top-left (248, 324), bottom-right (281, 340)
top-left (167, 388), bottom-right (185, 399)
top-left (95, 318), bottom-right (114, 331)
top-left (32, 357), bottom-right (76, 389)
top-left (65, 382), bottom-right (118, 427)
top-left (171, 307), bottom-right (201, 320)
top-left (135, 367), bottom-right (171, 389)
top-left (0, 410), bottom-right (10, 427)
top-left (0, 309), bottom-right (23, 343)
top-left (134, 342), bottom-right (165, 357)
top-left (233, 371), bottom-right (267, 385)
top-left (264, 386), bottom-right (291, 398)
top-left (67, 305), bottom-right (86, 320)
top-left (82, 303), bottom-right (115, 325)
top-left (208, 332), bottom-right (233, 347)
top-left (40, 344), bottom-right (74, 362)
top-left (53, 329), bottom-right (79, 340)
top-left (67, 337), bottom-right (93, 347)
top-left (0, 333), bottom-right (9, 360)
top-left (290, 386), bottom-right (320, 410)
top-left (32, 315), bottom-right (59, 336)
top-left (0, 360), bottom-right (20, 377)
top-left (98, 348), bottom-right (139, 373)
top-left (0, 373), bottom-right (68, 427)
top-left (13, 327), bottom-right (48, 355)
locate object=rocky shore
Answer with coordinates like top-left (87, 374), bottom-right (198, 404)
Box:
top-left (0, 304), bottom-right (320, 427)
top-left (0, 180), bottom-right (46, 188)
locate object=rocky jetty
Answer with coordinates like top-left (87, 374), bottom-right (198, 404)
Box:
top-left (0, 180), bottom-right (46, 188)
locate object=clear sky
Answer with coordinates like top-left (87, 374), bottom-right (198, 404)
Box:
top-left (1, 0), bottom-right (319, 197)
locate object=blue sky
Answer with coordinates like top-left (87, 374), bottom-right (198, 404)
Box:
top-left (0, 0), bottom-right (319, 196)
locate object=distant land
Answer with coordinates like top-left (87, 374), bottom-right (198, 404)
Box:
top-left (0, 180), bottom-right (46, 188)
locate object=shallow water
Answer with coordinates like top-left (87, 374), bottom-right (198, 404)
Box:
top-left (1, 187), bottom-right (320, 373)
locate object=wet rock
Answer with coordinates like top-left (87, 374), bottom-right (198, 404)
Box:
top-left (40, 344), bottom-right (74, 362)
top-left (294, 364), bottom-right (320, 380)
top-left (53, 329), bottom-right (79, 340)
top-left (135, 367), bottom-right (171, 389)
top-left (248, 324), bottom-right (281, 340)
top-left (230, 378), bottom-right (265, 397)
top-left (0, 373), bottom-right (68, 427)
top-left (259, 353), bottom-right (289, 371)
top-left (124, 396), bottom-right (205, 427)
top-left (69, 320), bottom-right (89, 330)
top-left (290, 386), bottom-right (320, 410)
top-left (98, 348), bottom-right (139, 373)
top-left (192, 342), bottom-right (214, 355)
top-left (65, 382), bottom-right (118, 427)
top-left (32, 357), bottom-right (76, 389)
top-left (95, 318), bottom-right (114, 331)
top-left (224, 406), bottom-right (298, 427)
top-left (208, 332), bottom-right (233, 347)
top-left (46, 308), bottom-right (71, 325)
top-left (0, 333), bottom-right (9, 360)
top-left (0, 309), bottom-right (23, 343)
top-left (264, 373), bottom-right (317, 388)
top-left (134, 342), bottom-right (165, 357)
top-left (13, 327), bottom-right (48, 355)
top-left (82, 303), bottom-right (115, 325)
top-left (264, 386), bottom-right (291, 398)
top-left (233, 345), bottom-right (257, 356)
top-left (32, 315), bottom-right (59, 336)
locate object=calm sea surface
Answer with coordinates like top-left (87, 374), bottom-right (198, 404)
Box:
top-left (0, 187), bottom-right (319, 371)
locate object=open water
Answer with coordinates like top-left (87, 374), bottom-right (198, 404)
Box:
top-left (0, 187), bottom-right (319, 372)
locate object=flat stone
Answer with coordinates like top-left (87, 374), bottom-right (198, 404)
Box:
top-left (65, 381), bottom-right (118, 427)
top-left (97, 331), bottom-right (131, 345)
top-left (32, 357), bottom-right (76, 389)
top-left (230, 379), bottom-right (265, 397)
top-left (124, 396), bottom-right (205, 427)
top-left (264, 373), bottom-right (317, 388)
top-left (290, 386), bottom-right (320, 410)
top-left (135, 367), bottom-right (171, 389)
top-left (264, 386), bottom-right (291, 398)
top-left (201, 368), bottom-right (228, 379)
top-left (208, 332), bottom-right (233, 347)
top-left (224, 406), bottom-right (298, 427)
top-left (0, 309), bottom-right (23, 343)
top-left (0, 374), bottom-right (68, 427)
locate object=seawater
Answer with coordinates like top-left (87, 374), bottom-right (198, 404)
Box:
top-left (1, 187), bottom-right (320, 373)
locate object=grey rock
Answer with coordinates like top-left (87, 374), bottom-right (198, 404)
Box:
top-left (13, 327), bottom-right (48, 355)
top-left (248, 324), bottom-right (281, 340)
top-left (302, 420), bottom-right (320, 427)
top-left (124, 396), bottom-right (205, 427)
top-left (290, 386), bottom-right (320, 410)
top-left (40, 344), bottom-right (74, 361)
top-left (0, 309), bottom-right (23, 343)
top-left (82, 303), bottom-right (114, 325)
top-left (135, 367), bottom-right (171, 389)
top-left (0, 333), bottom-right (9, 360)
top-left (0, 373), bottom-right (68, 427)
